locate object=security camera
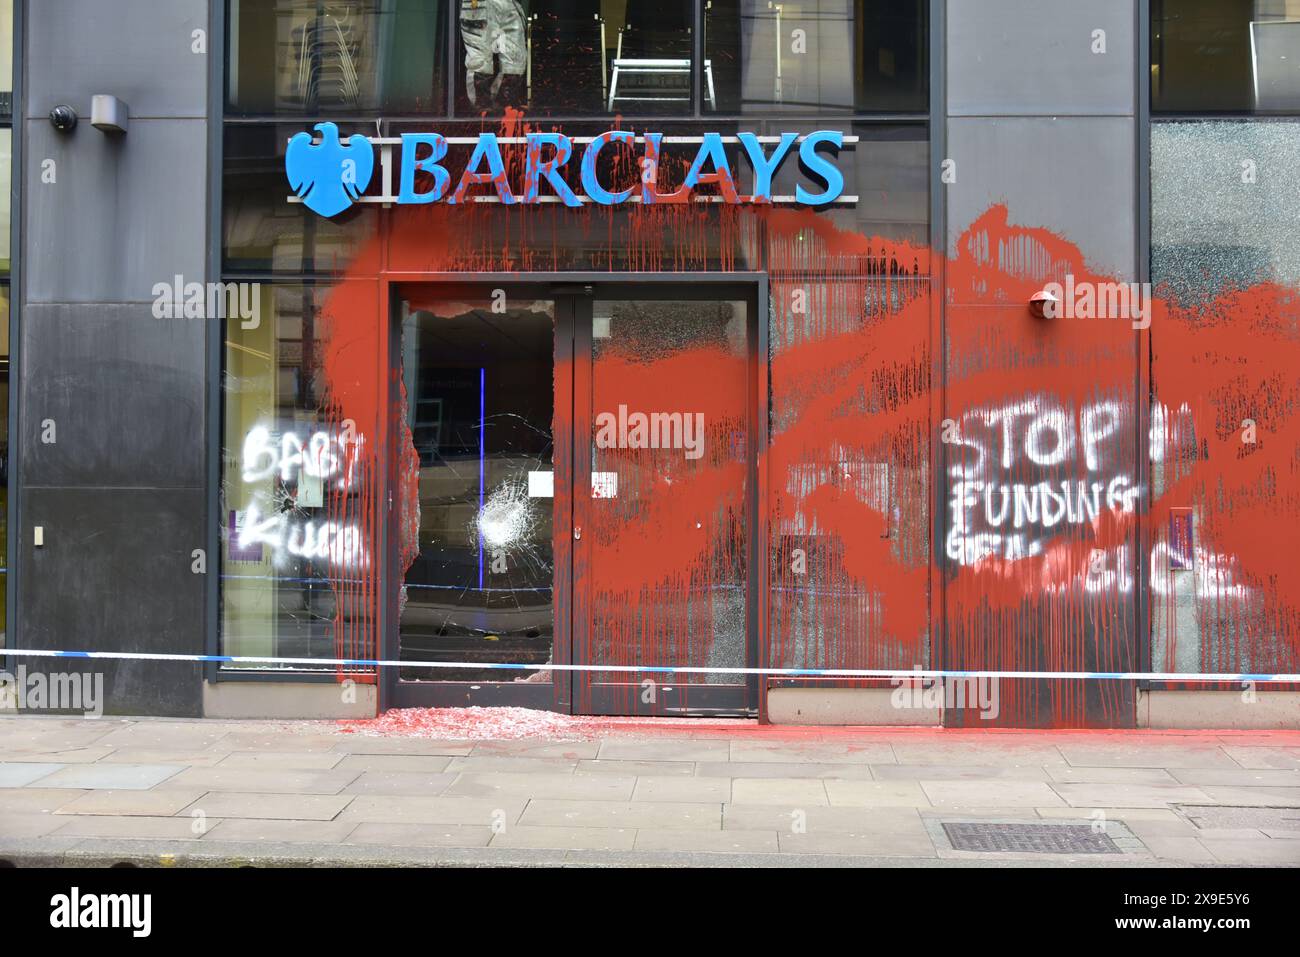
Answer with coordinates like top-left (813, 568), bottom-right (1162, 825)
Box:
top-left (49, 105), bottom-right (78, 132)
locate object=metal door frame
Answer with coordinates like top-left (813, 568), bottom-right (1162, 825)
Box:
top-left (380, 272), bottom-right (768, 717)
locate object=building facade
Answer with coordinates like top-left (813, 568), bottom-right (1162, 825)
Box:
top-left (3, 0), bottom-right (1299, 727)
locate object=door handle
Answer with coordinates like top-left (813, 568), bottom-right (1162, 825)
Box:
top-left (573, 526), bottom-right (582, 540)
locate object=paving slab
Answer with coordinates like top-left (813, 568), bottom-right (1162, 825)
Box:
top-left (33, 763), bottom-right (185, 790)
top-left (631, 775), bottom-right (731, 803)
top-left (1262, 827), bottom-right (1300, 839)
top-left (217, 751), bottom-right (347, 770)
top-left (201, 818), bottom-right (358, 843)
top-left (730, 777), bottom-right (829, 805)
top-left (0, 787), bottom-right (86, 812)
top-left (917, 805), bottom-right (1062, 819)
top-left (1219, 746), bottom-right (1300, 770)
top-left (695, 760), bottom-right (875, 780)
top-left (1057, 745), bottom-right (1238, 770)
top-left (889, 743), bottom-right (1063, 766)
top-left (1044, 765), bottom-right (1179, 785)
top-left (922, 781), bottom-right (1065, 807)
top-left (490, 825), bottom-right (636, 851)
top-left (729, 741), bottom-right (895, 764)
top-left (52, 815), bottom-right (207, 840)
top-left (1134, 836), bottom-right (1218, 862)
top-left (443, 756), bottom-right (579, 774)
top-left (0, 762), bottom-right (66, 787)
top-left (443, 771), bottom-right (636, 802)
top-left (1195, 785), bottom-right (1300, 807)
top-left (0, 747), bottom-right (115, 764)
top-left (1115, 816), bottom-right (1200, 838)
top-left (1168, 768), bottom-right (1300, 787)
top-left (339, 771), bottom-right (459, 796)
top-left (824, 780), bottom-right (931, 807)
top-left (779, 829), bottom-right (937, 857)
top-left (344, 822), bottom-right (495, 847)
top-left (874, 763), bottom-right (1051, 782)
top-left (519, 799), bottom-right (722, 830)
top-left (1196, 836), bottom-right (1300, 865)
top-left (1034, 806), bottom-right (1183, 822)
top-left (1178, 804), bottom-right (1300, 830)
top-left (0, 726), bottom-right (120, 752)
top-left (1049, 782), bottom-right (1213, 808)
top-left (723, 804), bottom-right (921, 834)
top-left (178, 792), bottom-right (354, 821)
top-left (53, 789), bottom-right (209, 817)
top-left (635, 828), bottom-right (779, 853)
top-left (470, 741), bottom-right (602, 759)
top-left (332, 738), bottom-right (476, 756)
top-left (597, 740), bottom-right (730, 762)
top-left (0, 813), bottom-right (75, 839)
top-left (158, 767), bottom-right (361, 795)
top-left (97, 749), bottom-right (233, 767)
top-left (214, 732), bottom-right (351, 753)
top-left (335, 795), bottom-right (527, 826)
top-left (90, 724), bottom-right (232, 751)
top-left (579, 759), bottom-right (696, 777)
top-left (334, 754), bottom-right (454, 773)
top-left (0, 717), bottom-right (119, 730)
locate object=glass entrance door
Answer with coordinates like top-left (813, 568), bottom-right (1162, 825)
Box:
top-left (388, 285), bottom-right (567, 709)
top-left (573, 292), bottom-right (756, 715)
top-left (387, 282), bottom-right (758, 716)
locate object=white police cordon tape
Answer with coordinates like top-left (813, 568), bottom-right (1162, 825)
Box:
top-left (0, 648), bottom-right (1296, 682)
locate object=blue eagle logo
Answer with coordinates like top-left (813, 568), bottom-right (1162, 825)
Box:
top-left (285, 122), bottom-right (375, 218)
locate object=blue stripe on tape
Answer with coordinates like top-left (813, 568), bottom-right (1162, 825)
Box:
top-left (0, 648), bottom-right (1295, 682)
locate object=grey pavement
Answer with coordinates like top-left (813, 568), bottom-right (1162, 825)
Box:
top-left (1, 715), bottom-right (1298, 867)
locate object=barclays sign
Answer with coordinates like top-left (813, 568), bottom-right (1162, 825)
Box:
top-left (286, 122), bottom-right (856, 217)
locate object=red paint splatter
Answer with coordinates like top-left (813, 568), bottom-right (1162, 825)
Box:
top-left (301, 140), bottom-right (1300, 728)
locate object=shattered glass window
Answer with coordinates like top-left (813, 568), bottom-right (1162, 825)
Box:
top-left (397, 295), bottom-right (556, 682)
top-left (581, 299), bottom-right (750, 696)
top-left (1151, 119), bottom-right (1300, 305)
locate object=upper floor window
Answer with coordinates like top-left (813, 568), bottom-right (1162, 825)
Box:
top-left (457, 0), bottom-right (695, 115)
top-left (227, 0), bottom-right (448, 116)
top-left (706, 0), bottom-right (927, 114)
top-left (1153, 0), bottom-right (1300, 113)
top-left (226, 0), bottom-right (927, 118)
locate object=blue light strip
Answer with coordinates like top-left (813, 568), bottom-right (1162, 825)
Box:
top-left (477, 365), bottom-right (485, 591)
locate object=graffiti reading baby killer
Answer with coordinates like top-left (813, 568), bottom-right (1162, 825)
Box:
top-left (286, 123), bottom-right (852, 216)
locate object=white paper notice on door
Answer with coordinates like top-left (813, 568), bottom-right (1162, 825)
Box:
top-left (591, 471), bottom-right (619, 498)
top-left (527, 470), bottom-right (554, 498)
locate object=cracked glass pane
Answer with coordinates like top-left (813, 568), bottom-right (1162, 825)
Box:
top-left (1152, 119), bottom-right (1300, 306)
top-left (583, 299), bottom-right (749, 692)
top-left (398, 295), bottom-right (556, 682)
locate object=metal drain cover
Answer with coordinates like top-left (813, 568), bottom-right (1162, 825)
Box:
top-left (941, 822), bottom-right (1121, 854)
